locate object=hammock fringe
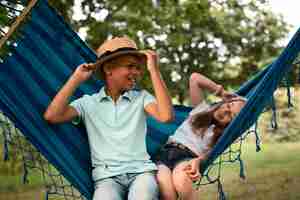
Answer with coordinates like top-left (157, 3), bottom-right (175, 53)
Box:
top-left (238, 156), bottom-right (246, 179)
top-left (218, 180), bottom-right (226, 200)
top-left (254, 123), bottom-right (261, 152)
top-left (1, 0), bottom-right (300, 199)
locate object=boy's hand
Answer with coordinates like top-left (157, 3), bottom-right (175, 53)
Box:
top-left (72, 63), bottom-right (95, 83)
top-left (141, 50), bottom-right (159, 72)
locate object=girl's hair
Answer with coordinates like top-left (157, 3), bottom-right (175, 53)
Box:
top-left (189, 101), bottom-right (224, 136)
top-left (190, 98), bottom-right (246, 144)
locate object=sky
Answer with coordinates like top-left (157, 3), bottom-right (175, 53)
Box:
top-left (268, 0), bottom-right (299, 42)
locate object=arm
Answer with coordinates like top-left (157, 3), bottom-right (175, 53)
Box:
top-left (43, 63), bottom-right (94, 123)
top-left (189, 72), bottom-right (224, 106)
top-left (143, 50), bottom-right (174, 123)
top-left (189, 72), bottom-right (238, 106)
top-left (183, 152), bottom-right (209, 181)
top-left (183, 146), bottom-right (213, 181)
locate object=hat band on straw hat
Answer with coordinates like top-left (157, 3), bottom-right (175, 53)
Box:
top-left (97, 47), bottom-right (138, 61)
top-left (94, 46), bottom-right (146, 79)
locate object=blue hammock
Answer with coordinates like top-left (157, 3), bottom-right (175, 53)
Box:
top-left (0, 0), bottom-right (300, 199)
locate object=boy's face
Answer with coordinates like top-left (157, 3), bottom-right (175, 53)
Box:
top-left (106, 55), bottom-right (144, 91)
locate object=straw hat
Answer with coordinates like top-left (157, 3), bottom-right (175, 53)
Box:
top-left (95, 36), bottom-right (146, 79)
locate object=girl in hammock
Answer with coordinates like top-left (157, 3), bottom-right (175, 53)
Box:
top-left (154, 72), bottom-right (246, 200)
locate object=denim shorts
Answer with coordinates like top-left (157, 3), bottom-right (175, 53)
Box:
top-left (93, 171), bottom-right (159, 200)
top-left (153, 143), bottom-right (198, 170)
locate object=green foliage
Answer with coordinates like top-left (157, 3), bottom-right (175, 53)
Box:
top-left (1, 0), bottom-right (292, 103)
top-left (0, 6), bottom-right (10, 27)
top-left (48, 0), bottom-right (76, 28)
top-left (0, 1), bottom-right (30, 58)
top-left (67, 0), bottom-right (289, 103)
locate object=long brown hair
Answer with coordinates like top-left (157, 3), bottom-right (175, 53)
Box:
top-left (190, 98), bottom-right (245, 146)
top-left (189, 102), bottom-right (224, 137)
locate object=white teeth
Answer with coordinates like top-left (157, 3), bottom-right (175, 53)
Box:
top-left (128, 77), bottom-right (136, 82)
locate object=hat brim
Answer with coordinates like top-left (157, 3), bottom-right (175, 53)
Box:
top-left (94, 50), bottom-right (146, 79)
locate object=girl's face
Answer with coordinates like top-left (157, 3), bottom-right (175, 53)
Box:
top-left (213, 99), bottom-right (245, 127)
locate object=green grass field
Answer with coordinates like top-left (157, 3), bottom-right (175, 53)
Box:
top-left (0, 141), bottom-right (300, 200)
top-left (201, 141), bottom-right (300, 200)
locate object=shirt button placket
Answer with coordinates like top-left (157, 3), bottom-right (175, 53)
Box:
top-left (114, 101), bottom-right (119, 122)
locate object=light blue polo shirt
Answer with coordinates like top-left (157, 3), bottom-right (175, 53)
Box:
top-left (70, 87), bottom-right (157, 181)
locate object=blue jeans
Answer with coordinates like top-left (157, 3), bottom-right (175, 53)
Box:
top-left (93, 171), bottom-right (159, 200)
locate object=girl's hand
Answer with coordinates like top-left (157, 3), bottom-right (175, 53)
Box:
top-left (215, 85), bottom-right (238, 100)
top-left (221, 90), bottom-right (238, 101)
top-left (183, 157), bottom-right (202, 181)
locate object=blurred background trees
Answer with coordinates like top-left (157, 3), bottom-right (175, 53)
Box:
top-left (0, 0), bottom-right (292, 103)
top-left (48, 0), bottom-right (291, 103)
top-left (1, 0), bottom-right (298, 136)
top-left (46, 0), bottom-right (299, 141)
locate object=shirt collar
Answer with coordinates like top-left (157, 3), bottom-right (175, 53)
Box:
top-left (97, 87), bottom-right (134, 102)
top-left (121, 91), bottom-right (133, 101)
top-left (97, 87), bottom-right (109, 102)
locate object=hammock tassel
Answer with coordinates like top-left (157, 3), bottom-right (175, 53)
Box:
top-left (1, 121), bottom-right (10, 161)
top-left (281, 72), bottom-right (293, 108)
top-left (238, 156), bottom-right (246, 179)
top-left (254, 123), bottom-right (261, 152)
top-left (286, 79), bottom-right (293, 108)
top-left (218, 180), bottom-right (226, 200)
top-left (45, 191), bottom-right (49, 200)
top-left (270, 96), bottom-right (278, 129)
top-left (22, 162), bottom-right (29, 184)
top-left (2, 131), bottom-right (9, 161)
top-left (3, 137), bottom-right (9, 161)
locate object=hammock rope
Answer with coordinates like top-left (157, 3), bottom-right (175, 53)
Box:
top-left (0, 0), bottom-right (299, 199)
top-left (0, 0), bottom-right (37, 49)
top-left (0, 112), bottom-right (85, 200)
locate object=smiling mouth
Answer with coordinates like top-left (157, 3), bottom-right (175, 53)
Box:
top-left (128, 77), bottom-right (136, 86)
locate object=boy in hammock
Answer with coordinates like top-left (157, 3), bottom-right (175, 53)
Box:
top-left (155, 72), bottom-right (246, 200)
top-left (44, 37), bottom-right (174, 200)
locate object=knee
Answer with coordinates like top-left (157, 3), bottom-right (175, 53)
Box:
top-left (138, 172), bottom-right (159, 193)
top-left (93, 180), bottom-right (123, 200)
top-left (93, 190), bottom-right (120, 200)
top-left (173, 171), bottom-right (193, 194)
top-left (129, 172), bottom-right (159, 200)
top-left (156, 168), bottom-right (167, 184)
top-left (160, 192), bottom-right (177, 200)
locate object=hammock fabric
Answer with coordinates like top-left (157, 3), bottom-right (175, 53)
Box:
top-left (0, 0), bottom-right (300, 199)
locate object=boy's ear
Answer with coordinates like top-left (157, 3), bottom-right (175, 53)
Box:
top-left (103, 65), bottom-right (112, 76)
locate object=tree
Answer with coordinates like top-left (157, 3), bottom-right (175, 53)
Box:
top-left (48, 0), bottom-right (75, 28)
top-left (8, 0), bottom-right (293, 103)
top-left (0, 0), bottom-right (28, 56)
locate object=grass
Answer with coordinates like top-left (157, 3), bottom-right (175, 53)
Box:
top-left (0, 165), bottom-right (45, 200)
top-left (200, 141), bottom-right (300, 200)
top-left (0, 170), bottom-right (44, 192)
top-left (0, 141), bottom-right (299, 199)
top-left (0, 189), bottom-right (45, 200)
